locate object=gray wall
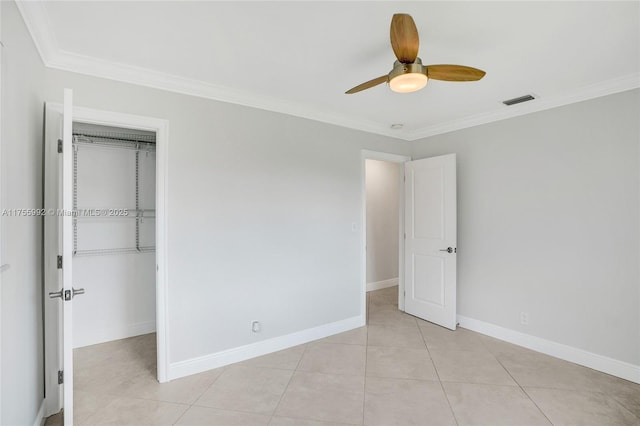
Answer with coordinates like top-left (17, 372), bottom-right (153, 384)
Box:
top-left (365, 159), bottom-right (400, 284)
top-left (43, 69), bottom-right (411, 364)
top-left (412, 89), bottom-right (640, 365)
top-left (0, 1), bottom-right (46, 424)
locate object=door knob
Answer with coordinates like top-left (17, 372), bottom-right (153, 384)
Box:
top-left (439, 247), bottom-right (455, 253)
top-left (48, 288), bottom-right (85, 300)
top-left (49, 289), bottom-right (63, 299)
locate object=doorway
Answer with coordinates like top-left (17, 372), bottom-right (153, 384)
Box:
top-left (43, 101), bottom-right (169, 420)
top-left (361, 151), bottom-right (458, 329)
top-left (71, 122), bottom-right (156, 348)
top-left (361, 150), bottom-right (411, 322)
top-left (365, 159), bottom-right (402, 322)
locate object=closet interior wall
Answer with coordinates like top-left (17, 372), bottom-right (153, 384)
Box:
top-left (71, 123), bottom-right (156, 348)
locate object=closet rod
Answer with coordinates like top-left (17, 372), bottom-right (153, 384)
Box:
top-left (74, 215), bottom-right (156, 220)
top-left (74, 246), bottom-right (155, 257)
top-left (73, 132), bottom-right (155, 144)
top-left (73, 136), bottom-right (156, 152)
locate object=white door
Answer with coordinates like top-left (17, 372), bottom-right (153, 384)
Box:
top-left (404, 154), bottom-right (457, 330)
top-left (45, 89), bottom-right (80, 425)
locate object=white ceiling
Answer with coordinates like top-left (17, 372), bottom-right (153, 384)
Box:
top-left (18, 1), bottom-right (640, 140)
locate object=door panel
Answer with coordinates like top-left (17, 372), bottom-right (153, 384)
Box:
top-left (404, 154), bottom-right (457, 330)
top-left (62, 88), bottom-right (74, 426)
top-left (413, 167), bottom-right (444, 240)
top-left (413, 254), bottom-right (444, 306)
top-left (44, 103), bottom-right (63, 416)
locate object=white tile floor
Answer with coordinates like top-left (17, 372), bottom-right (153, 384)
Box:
top-left (46, 286), bottom-right (640, 425)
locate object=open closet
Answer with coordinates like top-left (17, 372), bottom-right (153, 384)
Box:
top-left (43, 96), bottom-right (168, 423)
top-left (70, 123), bottom-right (157, 348)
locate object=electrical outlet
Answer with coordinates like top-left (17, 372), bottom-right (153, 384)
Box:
top-left (251, 320), bottom-right (261, 333)
top-left (520, 312), bottom-right (529, 325)
top-left (351, 222), bottom-right (358, 232)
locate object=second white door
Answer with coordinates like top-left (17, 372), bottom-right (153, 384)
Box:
top-left (404, 154), bottom-right (457, 330)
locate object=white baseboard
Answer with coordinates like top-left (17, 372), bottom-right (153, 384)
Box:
top-left (367, 278), bottom-right (398, 292)
top-left (74, 320), bottom-right (156, 348)
top-left (168, 315), bottom-right (365, 381)
top-left (33, 399), bottom-right (46, 426)
top-left (457, 315), bottom-right (640, 384)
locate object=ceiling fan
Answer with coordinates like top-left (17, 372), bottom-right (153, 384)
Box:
top-left (345, 14), bottom-right (486, 94)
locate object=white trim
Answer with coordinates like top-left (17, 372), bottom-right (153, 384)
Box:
top-left (458, 315), bottom-right (640, 385)
top-left (406, 73), bottom-right (640, 140)
top-left (168, 315), bottom-right (364, 380)
top-left (361, 150), bottom-right (412, 164)
top-left (49, 53), bottom-right (398, 139)
top-left (12, 0), bottom-right (398, 140)
top-left (0, 2), bottom-right (3, 423)
top-left (32, 400), bottom-right (46, 426)
top-left (367, 278), bottom-right (398, 292)
top-left (14, 0), bottom-right (57, 65)
top-left (16, 2), bottom-right (639, 143)
top-left (73, 321), bottom-right (156, 349)
top-left (154, 112), bottom-right (170, 384)
top-left (361, 150), bottom-right (411, 321)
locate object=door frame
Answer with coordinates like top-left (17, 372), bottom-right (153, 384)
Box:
top-left (361, 150), bottom-right (411, 321)
top-left (43, 103), bottom-right (170, 416)
top-left (0, 4), bottom-right (3, 422)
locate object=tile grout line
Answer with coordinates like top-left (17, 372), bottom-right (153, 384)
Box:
top-left (185, 363), bottom-right (307, 423)
top-left (419, 323), bottom-right (460, 426)
top-left (605, 394), bottom-right (640, 422)
top-left (170, 401), bottom-right (191, 426)
top-left (517, 383), bottom-right (640, 425)
top-left (491, 352), bottom-right (555, 426)
top-left (269, 343), bottom-right (310, 421)
top-left (188, 399), bottom-right (290, 418)
top-left (362, 333), bottom-right (369, 426)
top-left (172, 364), bottom-right (228, 424)
top-left (515, 386), bottom-right (555, 426)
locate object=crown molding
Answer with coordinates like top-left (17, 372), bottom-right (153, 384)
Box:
top-left (14, 0), bottom-right (58, 65)
top-left (48, 50), bottom-right (407, 140)
top-left (405, 73), bottom-right (640, 141)
top-left (16, 0), bottom-right (402, 140)
top-left (16, 1), bottom-right (640, 143)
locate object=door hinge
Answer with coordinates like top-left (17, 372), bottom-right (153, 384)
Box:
top-left (57, 255), bottom-right (63, 269)
top-left (58, 370), bottom-right (63, 384)
top-left (57, 139), bottom-right (63, 153)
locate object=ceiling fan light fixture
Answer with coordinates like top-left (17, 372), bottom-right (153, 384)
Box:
top-left (388, 58), bottom-right (428, 93)
top-left (343, 15), bottom-right (486, 95)
top-left (389, 72), bottom-right (428, 93)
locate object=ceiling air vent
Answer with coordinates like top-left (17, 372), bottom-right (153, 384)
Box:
top-left (503, 94), bottom-right (535, 106)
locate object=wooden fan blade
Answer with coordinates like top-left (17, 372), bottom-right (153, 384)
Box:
top-left (345, 75), bottom-right (388, 94)
top-left (426, 64), bottom-right (486, 81)
top-left (390, 14), bottom-right (419, 63)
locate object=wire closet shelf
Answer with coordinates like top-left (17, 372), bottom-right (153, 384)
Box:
top-left (72, 132), bottom-right (156, 257)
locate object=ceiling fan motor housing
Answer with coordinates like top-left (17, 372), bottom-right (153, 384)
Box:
top-left (389, 58), bottom-right (427, 80)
